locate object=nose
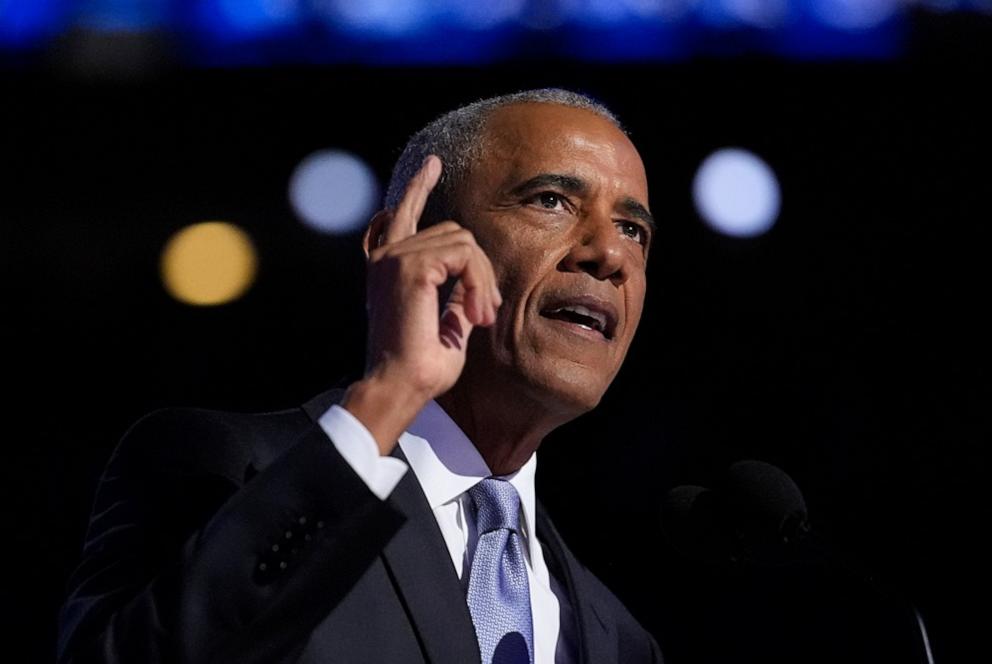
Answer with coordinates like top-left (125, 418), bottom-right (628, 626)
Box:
top-left (558, 210), bottom-right (630, 286)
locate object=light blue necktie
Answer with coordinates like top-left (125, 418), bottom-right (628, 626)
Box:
top-left (466, 478), bottom-right (535, 664)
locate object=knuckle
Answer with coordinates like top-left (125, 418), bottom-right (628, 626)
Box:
top-left (369, 246), bottom-right (388, 263)
top-left (409, 270), bottom-right (437, 289)
top-left (371, 244), bottom-right (406, 265)
top-left (453, 228), bottom-right (477, 247)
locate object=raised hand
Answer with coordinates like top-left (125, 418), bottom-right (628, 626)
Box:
top-left (342, 155), bottom-right (501, 454)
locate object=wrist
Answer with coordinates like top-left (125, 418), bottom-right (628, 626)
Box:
top-left (341, 370), bottom-right (431, 456)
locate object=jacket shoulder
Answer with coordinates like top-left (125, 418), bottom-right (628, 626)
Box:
top-left (110, 403), bottom-right (313, 485)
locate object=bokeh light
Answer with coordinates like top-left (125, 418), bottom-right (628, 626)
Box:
top-left (692, 148), bottom-right (782, 238)
top-left (449, 0), bottom-right (526, 29)
top-left (724, 0), bottom-right (790, 28)
top-left (2, 0), bottom-right (921, 59)
top-left (214, 0), bottom-right (302, 36)
top-left (288, 149), bottom-right (380, 235)
top-left (160, 221), bottom-right (258, 306)
top-left (810, 0), bottom-right (900, 31)
top-left (326, 0), bottom-right (428, 34)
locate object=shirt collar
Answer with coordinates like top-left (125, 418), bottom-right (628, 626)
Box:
top-left (398, 399), bottom-right (538, 541)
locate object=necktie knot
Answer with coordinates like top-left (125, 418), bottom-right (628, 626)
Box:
top-left (469, 477), bottom-right (521, 535)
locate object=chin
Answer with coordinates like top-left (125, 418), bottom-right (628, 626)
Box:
top-left (466, 330), bottom-right (616, 418)
top-left (521, 359), bottom-right (613, 418)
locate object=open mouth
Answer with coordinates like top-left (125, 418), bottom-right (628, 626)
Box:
top-left (539, 297), bottom-right (617, 340)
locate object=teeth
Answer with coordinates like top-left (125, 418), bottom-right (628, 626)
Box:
top-left (552, 305), bottom-right (607, 332)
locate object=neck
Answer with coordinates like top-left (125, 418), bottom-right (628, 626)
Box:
top-left (437, 374), bottom-right (575, 476)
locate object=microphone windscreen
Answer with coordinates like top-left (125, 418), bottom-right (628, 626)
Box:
top-left (663, 484), bottom-right (708, 519)
top-left (661, 485), bottom-right (732, 563)
top-left (722, 460), bottom-right (810, 558)
top-left (662, 462), bottom-right (812, 565)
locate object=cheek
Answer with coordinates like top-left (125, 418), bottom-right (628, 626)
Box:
top-left (623, 281), bottom-right (647, 336)
top-left (486, 230), bottom-right (556, 294)
top-left (487, 249), bottom-right (558, 352)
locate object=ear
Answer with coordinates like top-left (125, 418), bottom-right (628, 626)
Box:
top-left (362, 209), bottom-right (392, 259)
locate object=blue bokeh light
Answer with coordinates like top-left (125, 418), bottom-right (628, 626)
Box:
top-left (0, 0), bottom-right (73, 48)
top-left (810, 0), bottom-right (900, 31)
top-left (187, 0), bottom-right (304, 41)
top-left (76, 0), bottom-right (170, 31)
top-left (325, 0), bottom-right (430, 35)
top-left (2, 0), bottom-right (960, 61)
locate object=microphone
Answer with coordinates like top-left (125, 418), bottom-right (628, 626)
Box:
top-left (661, 460), bottom-right (810, 566)
top-left (661, 460), bottom-right (935, 664)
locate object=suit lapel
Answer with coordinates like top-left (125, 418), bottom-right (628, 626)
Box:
top-left (536, 503), bottom-right (614, 664)
top-left (302, 387), bottom-right (479, 663)
top-left (380, 467), bottom-right (481, 664)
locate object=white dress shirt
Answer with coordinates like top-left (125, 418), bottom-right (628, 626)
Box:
top-left (319, 400), bottom-right (577, 664)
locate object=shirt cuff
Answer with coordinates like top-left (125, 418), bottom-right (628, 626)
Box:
top-left (317, 404), bottom-right (408, 500)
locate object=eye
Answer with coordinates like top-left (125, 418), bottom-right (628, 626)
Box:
top-left (618, 220), bottom-right (649, 246)
top-left (531, 191), bottom-right (567, 211)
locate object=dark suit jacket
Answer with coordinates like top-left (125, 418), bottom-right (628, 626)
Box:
top-left (58, 388), bottom-right (662, 663)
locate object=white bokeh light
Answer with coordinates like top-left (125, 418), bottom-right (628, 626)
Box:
top-left (692, 148), bottom-right (781, 238)
top-left (289, 149), bottom-right (380, 235)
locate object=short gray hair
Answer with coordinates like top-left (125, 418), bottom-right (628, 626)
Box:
top-left (383, 88), bottom-right (623, 226)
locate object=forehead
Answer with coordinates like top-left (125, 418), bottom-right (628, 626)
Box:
top-left (471, 103), bottom-right (649, 199)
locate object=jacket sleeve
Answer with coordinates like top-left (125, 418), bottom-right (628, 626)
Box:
top-left (58, 408), bottom-right (406, 664)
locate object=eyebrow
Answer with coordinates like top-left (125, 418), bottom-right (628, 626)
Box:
top-left (620, 196), bottom-right (656, 233)
top-left (508, 173), bottom-right (656, 233)
top-left (509, 173), bottom-right (587, 197)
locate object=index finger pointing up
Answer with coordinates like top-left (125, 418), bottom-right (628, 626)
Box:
top-left (385, 155), bottom-right (443, 245)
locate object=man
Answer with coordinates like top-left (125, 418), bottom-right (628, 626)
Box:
top-left (58, 89), bottom-right (662, 663)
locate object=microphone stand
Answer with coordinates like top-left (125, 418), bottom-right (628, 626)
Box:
top-left (792, 527), bottom-right (935, 664)
top-left (664, 462), bottom-right (938, 664)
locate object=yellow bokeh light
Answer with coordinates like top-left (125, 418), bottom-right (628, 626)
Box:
top-left (160, 221), bottom-right (258, 306)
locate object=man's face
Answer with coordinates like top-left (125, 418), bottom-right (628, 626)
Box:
top-left (452, 103), bottom-right (652, 416)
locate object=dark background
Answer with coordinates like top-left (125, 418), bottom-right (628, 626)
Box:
top-left (4, 15), bottom-right (991, 663)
